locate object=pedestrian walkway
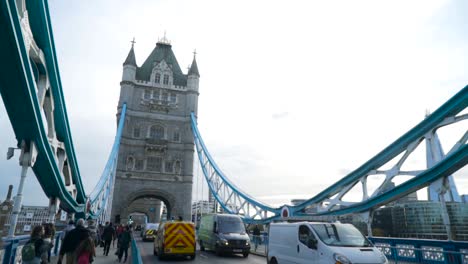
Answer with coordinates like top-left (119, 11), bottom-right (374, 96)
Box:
top-left (94, 243), bottom-right (130, 264)
top-left (250, 243), bottom-right (266, 256)
top-left (50, 243), bottom-right (130, 264)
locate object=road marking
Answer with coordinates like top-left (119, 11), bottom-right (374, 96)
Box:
top-left (200, 253), bottom-right (208, 258)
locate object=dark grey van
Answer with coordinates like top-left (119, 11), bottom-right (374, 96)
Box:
top-left (198, 214), bottom-right (250, 257)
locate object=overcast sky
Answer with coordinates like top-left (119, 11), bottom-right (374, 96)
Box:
top-left (0, 0), bottom-right (467, 208)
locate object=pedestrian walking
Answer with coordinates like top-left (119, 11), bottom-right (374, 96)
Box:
top-left (87, 221), bottom-right (98, 246)
top-left (61, 220), bottom-right (75, 241)
top-left (43, 223), bottom-right (56, 262)
top-left (253, 224), bottom-right (261, 251)
top-left (22, 225), bottom-right (49, 264)
top-left (58, 219), bottom-right (91, 264)
top-left (102, 222), bottom-right (115, 256)
top-left (117, 226), bottom-right (131, 263)
top-left (75, 236), bottom-right (96, 264)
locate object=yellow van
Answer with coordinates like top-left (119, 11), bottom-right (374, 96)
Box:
top-left (153, 221), bottom-right (196, 260)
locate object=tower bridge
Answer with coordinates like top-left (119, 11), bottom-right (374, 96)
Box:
top-left (0, 1), bottom-right (467, 263)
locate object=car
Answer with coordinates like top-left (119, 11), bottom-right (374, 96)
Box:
top-left (197, 214), bottom-right (250, 257)
top-left (267, 221), bottom-right (388, 264)
top-left (154, 221), bottom-right (196, 260)
top-left (142, 223), bottom-right (159, 242)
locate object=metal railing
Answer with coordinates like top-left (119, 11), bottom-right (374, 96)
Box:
top-left (369, 237), bottom-right (468, 264)
top-left (1, 232), bottom-right (62, 264)
top-left (131, 238), bottom-right (143, 264)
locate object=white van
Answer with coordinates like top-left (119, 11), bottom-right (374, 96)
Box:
top-left (267, 222), bottom-right (388, 264)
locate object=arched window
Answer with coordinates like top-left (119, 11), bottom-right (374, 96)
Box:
top-left (149, 125), bottom-right (164, 140)
top-left (174, 160), bottom-right (181, 174)
top-left (126, 156), bottom-right (135, 170)
top-left (155, 73), bottom-right (161, 83)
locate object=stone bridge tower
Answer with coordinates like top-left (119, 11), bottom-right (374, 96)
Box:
top-left (111, 36), bottom-right (199, 223)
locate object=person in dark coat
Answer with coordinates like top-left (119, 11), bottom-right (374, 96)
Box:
top-left (58, 219), bottom-right (91, 264)
top-left (253, 225), bottom-right (261, 250)
top-left (102, 222), bottom-right (115, 256)
top-left (117, 226), bottom-right (131, 262)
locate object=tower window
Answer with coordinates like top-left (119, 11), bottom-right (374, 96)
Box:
top-left (135, 159), bottom-right (144, 171)
top-left (163, 74), bottom-right (169, 85)
top-left (165, 161), bottom-right (174, 173)
top-left (133, 126), bottom-right (141, 138)
top-left (153, 89), bottom-right (159, 100)
top-left (173, 130), bottom-right (180, 142)
top-left (147, 157), bottom-right (162, 172)
top-left (149, 125), bottom-right (164, 140)
top-left (155, 73), bottom-right (161, 83)
top-left (162, 92), bottom-right (168, 102)
top-left (144, 90), bottom-right (151, 99)
top-left (170, 93), bottom-right (177, 103)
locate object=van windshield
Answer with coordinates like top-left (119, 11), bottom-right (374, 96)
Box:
top-left (218, 217), bottom-right (246, 234)
top-left (310, 223), bottom-right (371, 247)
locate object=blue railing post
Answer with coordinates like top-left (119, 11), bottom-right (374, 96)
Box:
top-left (131, 238), bottom-right (143, 264)
top-left (54, 232), bottom-right (61, 256)
top-left (3, 239), bottom-right (19, 264)
top-left (2, 242), bottom-right (13, 264)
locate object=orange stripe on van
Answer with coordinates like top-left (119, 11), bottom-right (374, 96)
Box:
top-left (163, 222), bottom-right (195, 250)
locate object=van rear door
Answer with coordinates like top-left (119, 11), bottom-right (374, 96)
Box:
top-left (164, 222), bottom-right (196, 255)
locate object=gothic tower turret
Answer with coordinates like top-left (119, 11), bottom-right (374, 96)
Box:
top-left (119, 41), bottom-right (137, 107)
top-left (187, 53), bottom-right (200, 115)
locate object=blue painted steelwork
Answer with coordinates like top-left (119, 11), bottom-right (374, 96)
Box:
top-left (1, 232), bottom-right (63, 264)
top-left (0, 0), bottom-right (86, 213)
top-left (191, 112), bottom-right (280, 223)
top-left (191, 85), bottom-right (467, 223)
top-left (0, 0), bottom-right (128, 222)
top-left (131, 238), bottom-right (144, 264)
top-left (368, 237), bottom-right (468, 264)
top-left (89, 104), bottom-right (127, 221)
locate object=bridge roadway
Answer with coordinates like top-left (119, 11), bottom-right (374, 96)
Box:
top-left (135, 237), bottom-right (266, 264)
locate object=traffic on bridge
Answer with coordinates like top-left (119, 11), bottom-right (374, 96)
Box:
top-left (1, 0), bottom-right (467, 264)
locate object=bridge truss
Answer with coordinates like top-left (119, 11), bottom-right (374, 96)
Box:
top-left (0, 0), bottom-right (125, 222)
top-left (191, 86), bottom-right (467, 225)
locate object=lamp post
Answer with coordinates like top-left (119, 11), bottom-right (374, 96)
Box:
top-left (7, 141), bottom-right (37, 237)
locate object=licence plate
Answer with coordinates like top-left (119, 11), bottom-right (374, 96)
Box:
top-left (233, 249), bottom-right (242, 253)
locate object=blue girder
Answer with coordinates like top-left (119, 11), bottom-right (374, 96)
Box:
top-left (191, 85), bottom-right (467, 223)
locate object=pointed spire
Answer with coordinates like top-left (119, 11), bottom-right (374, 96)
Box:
top-left (123, 38), bottom-right (137, 66)
top-left (188, 49), bottom-right (200, 77)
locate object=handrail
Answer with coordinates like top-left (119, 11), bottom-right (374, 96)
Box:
top-left (1, 232), bottom-right (63, 264)
top-left (131, 238), bottom-right (143, 264)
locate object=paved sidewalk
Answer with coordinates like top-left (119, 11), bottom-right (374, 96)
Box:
top-left (50, 244), bottom-right (130, 264)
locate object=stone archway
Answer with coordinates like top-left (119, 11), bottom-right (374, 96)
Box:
top-left (116, 188), bottom-right (178, 224)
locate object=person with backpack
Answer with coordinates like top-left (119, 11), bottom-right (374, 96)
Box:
top-left (74, 236), bottom-right (96, 264)
top-left (58, 219), bottom-right (90, 264)
top-left (22, 225), bottom-right (49, 264)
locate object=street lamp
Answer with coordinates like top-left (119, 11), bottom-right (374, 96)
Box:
top-left (6, 147), bottom-right (20, 160)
